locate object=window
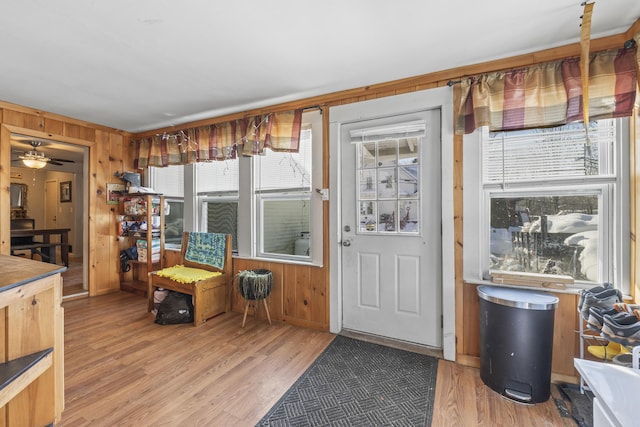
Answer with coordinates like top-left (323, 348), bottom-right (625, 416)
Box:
top-left (464, 118), bottom-right (629, 292)
top-left (254, 116), bottom-right (321, 261)
top-left (252, 109), bottom-right (323, 264)
top-left (147, 165), bottom-right (184, 247)
top-left (356, 138), bottom-right (420, 233)
top-left (197, 159), bottom-right (239, 252)
top-left (350, 119), bottom-right (425, 234)
top-left (148, 110), bottom-right (323, 265)
top-left (164, 200), bottom-right (185, 245)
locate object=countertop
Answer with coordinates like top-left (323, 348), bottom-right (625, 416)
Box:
top-left (574, 358), bottom-right (640, 427)
top-left (0, 254), bottom-right (66, 292)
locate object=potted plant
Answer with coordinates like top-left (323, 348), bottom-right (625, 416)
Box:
top-left (236, 269), bottom-right (273, 300)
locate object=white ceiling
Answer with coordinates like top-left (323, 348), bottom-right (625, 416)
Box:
top-left (0, 0), bottom-right (638, 135)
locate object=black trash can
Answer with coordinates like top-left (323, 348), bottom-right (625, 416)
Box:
top-left (477, 285), bottom-right (559, 404)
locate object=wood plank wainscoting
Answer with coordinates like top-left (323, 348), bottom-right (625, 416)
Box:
top-left (164, 249), bottom-right (329, 330)
top-left (231, 258), bottom-right (329, 330)
top-left (459, 282), bottom-right (580, 383)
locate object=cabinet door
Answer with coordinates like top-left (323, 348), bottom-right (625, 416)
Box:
top-left (6, 285), bottom-right (56, 426)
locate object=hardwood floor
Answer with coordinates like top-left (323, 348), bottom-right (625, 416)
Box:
top-left (62, 257), bottom-right (86, 298)
top-left (59, 292), bottom-right (575, 426)
top-left (432, 361), bottom-right (575, 427)
top-left (59, 292), bottom-right (334, 426)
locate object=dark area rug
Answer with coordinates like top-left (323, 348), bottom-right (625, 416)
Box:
top-left (553, 383), bottom-right (594, 427)
top-left (257, 335), bottom-right (439, 427)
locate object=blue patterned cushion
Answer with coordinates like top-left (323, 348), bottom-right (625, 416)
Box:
top-left (184, 232), bottom-right (226, 270)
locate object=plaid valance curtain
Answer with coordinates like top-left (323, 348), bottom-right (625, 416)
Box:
top-left (133, 109), bottom-right (303, 168)
top-left (455, 44), bottom-right (638, 134)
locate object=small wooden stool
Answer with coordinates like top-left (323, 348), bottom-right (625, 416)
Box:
top-left (237, 269), bottom-right (273, 328)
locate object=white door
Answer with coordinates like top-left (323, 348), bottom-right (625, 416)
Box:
top-left (341, 109), bottom-right (442, 347)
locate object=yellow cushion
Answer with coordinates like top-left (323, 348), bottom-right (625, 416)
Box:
top-left (156, 265), bottom-right (221, 284)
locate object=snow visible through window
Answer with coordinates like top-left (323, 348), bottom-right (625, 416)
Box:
top-left (485, 120), bottom-right (617, 283)
top-left (490, 195), bottom-right (599, 281)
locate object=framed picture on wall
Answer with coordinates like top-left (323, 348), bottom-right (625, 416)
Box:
top-left (106, 183), bottom-right (126, 205)
top-left (60, 181), bottom-right (72, 203)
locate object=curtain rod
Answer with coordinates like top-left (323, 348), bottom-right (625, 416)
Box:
top-left (446, 37), bottom-right (636, 89)
top-left (158, 106), bottom-right (321, 136)
top-left (135, 106), bottom-right (319, 142)
top-left (303, 105), bottom-right (323, 113)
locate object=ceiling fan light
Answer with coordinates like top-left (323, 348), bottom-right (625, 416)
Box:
top-left (22, 158), bottom-right (48, 169)
top-left (19, 151), bottom-right (50, 169)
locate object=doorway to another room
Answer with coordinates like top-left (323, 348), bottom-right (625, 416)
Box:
top-left (10, 134), bottom-right (88, 299)
top-left (61, 258), bottom-right (84, 296)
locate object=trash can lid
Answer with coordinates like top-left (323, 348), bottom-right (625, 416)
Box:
top-left (477, 285), bottom-right (559, 310)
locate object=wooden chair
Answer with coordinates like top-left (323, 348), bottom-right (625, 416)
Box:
top-left (148, 232), bottom-right (232, 326)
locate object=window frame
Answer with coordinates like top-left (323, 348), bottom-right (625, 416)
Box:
top-left (163, 197), bottom-right (186, 249)
top-left (252, 110), bottom-right (323, 265)
top-left (463, 118), bottom-right (630, 294)
top-left (256, 192), bottom-right (313, 261)
top-left (483, 185), bottom-right (611, 284)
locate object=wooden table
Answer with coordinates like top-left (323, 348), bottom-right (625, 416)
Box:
top-left (10, 228), bottom-right (70, 267)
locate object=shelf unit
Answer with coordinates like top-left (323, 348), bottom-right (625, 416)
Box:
top-left (577, 310), bottom-right (639, 393)
top-left (578, 318), bottom-right (602, 392)
top-left (118, 194), bottom-right (165, 296)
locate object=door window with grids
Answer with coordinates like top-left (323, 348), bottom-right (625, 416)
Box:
top-left (353, 121), bottom-right (423, 234)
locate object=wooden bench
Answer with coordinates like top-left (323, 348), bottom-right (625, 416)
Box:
top-left (11, 243), bottom-right (66, 264)
top-left (148, 233), bottom-right (232, 326)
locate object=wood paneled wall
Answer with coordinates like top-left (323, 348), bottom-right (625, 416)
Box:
top-left (0, 101), bottom-right (130, 296)
top-left (231, 258), bottom-right (328, 330)
top-left (459, 283), bottom-right (581, 382)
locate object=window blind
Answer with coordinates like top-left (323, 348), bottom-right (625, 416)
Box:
top-left (196, 159), bottom-right (239, 195)
top-left (349, 120), bottom-right (426, 143)
top-left (483, 119), bottom-right (615, 183)
top-left (256, 127), bottom-right (312, 192)
top-left (149, 165), bottom-right (184, 197)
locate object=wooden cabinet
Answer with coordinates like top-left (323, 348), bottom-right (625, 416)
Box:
top-left (118, 194), bottom-right (165, 296)
top-left (0, 255), bottom-right (64, 426)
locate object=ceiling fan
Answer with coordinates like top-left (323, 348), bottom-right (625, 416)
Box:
top-left (13, 141), bottom-right (75, 169)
